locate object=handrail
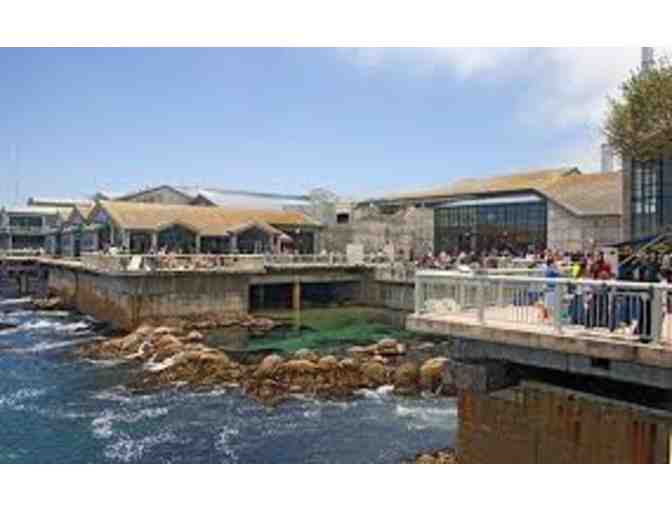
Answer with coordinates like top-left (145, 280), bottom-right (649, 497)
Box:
top-left (414, 270), bottom-right (672, 344)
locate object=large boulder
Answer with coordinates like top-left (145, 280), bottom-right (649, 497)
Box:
top-left (295, 349), bottom-right (319, 363)
top-left (394, 362), bottom-right (419, 389)
top-left (154, 326), bottom-right (180, 336)
top-left (280, 359), bottom-right (318, 375)
top-left (375, 338), bottom-right (406, 356)
top-left (317, 355), bottom-right (339, 371)
top-left (135, 325), bottom-right (154, 338)
top-left (184, 330), bottom-right (204, 343)
top-left (361, 361), bottom-right (387, 386)
top-left (419, 358), bottom-right (449, 391)
top-left (338, 358), bottom-right (359, 370)
top-left (255, 354), bottom-right (284, 378)
top-left (120, 333), bottom-right (143, 352)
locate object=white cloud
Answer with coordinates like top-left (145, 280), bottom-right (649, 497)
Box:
top-left (338, 47), bottom-right (672, 170)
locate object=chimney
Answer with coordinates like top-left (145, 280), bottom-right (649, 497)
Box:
top-left (601, 143), bottom-right (615, 173)
top-left (642, 47), bottom-right (655, 72)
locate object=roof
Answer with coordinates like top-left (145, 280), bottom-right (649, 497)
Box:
top-left (74, 203), bottom-right (95, 220)
top-left (187, 189), bottom-right (310, 209)
top-left (114, 185), bottom-right (195, 203)
top-left (1, 206), bottom-right (72, 219)
top-left (96, 200), bottom-right (321, 236)
top-left (372, 167), bottom-right (579, 202)
top-left (27, 198), bottom-right (94, 208)
top-left (537, 171), bottom-right (622, 216)
top-left (437, 194), bottom-right (543, 208)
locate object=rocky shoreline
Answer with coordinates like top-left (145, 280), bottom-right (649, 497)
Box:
top-left (410, 448), bottom-right (458, 464)
top-left (78, 319), bottom-right (456, 406)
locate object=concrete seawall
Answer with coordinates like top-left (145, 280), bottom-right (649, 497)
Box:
top-left (45, 262), bottom-right (416, 330)
top-left (48, 265), bottom-right (252, 330)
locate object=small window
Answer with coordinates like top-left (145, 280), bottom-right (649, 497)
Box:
top-left (336, 213), bottom-right (350, 224)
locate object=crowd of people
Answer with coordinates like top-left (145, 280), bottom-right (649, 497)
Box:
top-left (409, 246), bottom-right (672, 343)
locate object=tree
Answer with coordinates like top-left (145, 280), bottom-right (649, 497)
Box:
top-left (604, 56), bottom-right (672, 161)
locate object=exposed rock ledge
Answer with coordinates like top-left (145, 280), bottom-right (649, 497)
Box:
top-left (409, 448), bottom-right (458, 464)
top-left (79, 324), bottom-right (456, 405)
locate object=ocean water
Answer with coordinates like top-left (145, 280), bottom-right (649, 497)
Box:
top-left (0, 296), bottom-right (457, 464)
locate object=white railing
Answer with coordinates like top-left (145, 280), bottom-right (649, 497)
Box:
top-left (263, 253), bottom-right (350, 266)
top-left (374, 264), bottom-right (417, 283)
top-left (415, 270), bottom-right (672, 345)
top-left (0, 249), bottom-right (45, 258)
top-left (80, 254), bottom-right (267, 273)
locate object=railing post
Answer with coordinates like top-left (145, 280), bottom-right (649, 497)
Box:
top-left (476, 277), bottom-right (485, 324)
top-left (415, 276), bottom-right (426, 314)
top-left (497, 279), bottom-right (505, 307)
top-left (553, 282), bottom-right (564, 333)
top-left (651, 285), bottom-right (664, 344)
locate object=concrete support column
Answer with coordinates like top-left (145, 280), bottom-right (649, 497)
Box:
top-left (230, 235), bottom-right (237, 253)
top-left (195, 235), bottom-right (202, 254)
top-left (151, 232), bottom-right (158, 252)
top-left (18, 272), bottom-right (29, 295)
top-left (122, 231), bottom-right (131, 251)
top-left (293, 278), bottom-right (301, 311)
top-left (258, 285), bottom-right (265, 310)
top-left (8, 233), bottom-right (12, 251)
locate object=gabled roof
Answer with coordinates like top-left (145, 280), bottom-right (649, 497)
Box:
top-left (227, 220), bottom-right (285, 236)
top-left (372, 167), bottom-right (579, 203)
top-left (537, 171), bottom-right (622, 216)
top-left (114, 185), bottom-right (196, 203)
top-left (95, 200), bottom-right (321, 237)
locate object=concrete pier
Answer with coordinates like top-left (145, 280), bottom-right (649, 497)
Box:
top-left (21, 256), bottom-right (416, 330)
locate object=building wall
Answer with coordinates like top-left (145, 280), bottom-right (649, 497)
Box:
top-left (547, 201), bottom-right (621, 252)
top-left (622, 158), bottom-right (633, 242)
top-left (458, 382), bottom-right (672, 464)
top-left (321, 206), bottom-right (434, 258)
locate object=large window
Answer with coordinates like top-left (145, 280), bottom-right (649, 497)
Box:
top-left (631, 158), bottom-right (672, 239)
top-left (435, 198), bottom-right (547, 255)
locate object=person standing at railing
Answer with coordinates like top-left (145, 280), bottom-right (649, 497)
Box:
top-left (540, 257), bottom-right (560, 322)
top-left (633, 253), bottom-right (661, 341)
top-left (585, 253), bottom-right (614, 329)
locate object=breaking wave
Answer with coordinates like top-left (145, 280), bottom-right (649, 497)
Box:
top-left (0, 388), bottom-right (47, 410)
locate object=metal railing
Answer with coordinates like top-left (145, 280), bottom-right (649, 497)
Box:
top-left (415, 270), bottom-right (672, 344)
top-left (0, 249), bottom-right (45, 258)
top-left (263, 253), bottom-right (350, 266)
top-left (374, 264), bottom-right (417, 283)
top-left (80, 254), bottom-right (267, 273)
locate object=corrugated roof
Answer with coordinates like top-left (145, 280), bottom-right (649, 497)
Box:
top-left (375, 167), bottom-right (579, 202)
top-left (98, 200), bottom-right (321, 236)
top-left (537, 171), bottom-right (622, 216)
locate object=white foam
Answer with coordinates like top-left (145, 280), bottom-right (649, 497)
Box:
top-left (144, 355), bottom-right (178, 373)
top-left (84, 359), bottom-right (127, 368)
top-left (9, 338), bottom-right (94, 353)
top-left (91, 407), bottom-right (169, 439)
top-left (104, 432), bottom-right (179, 463)
top-left (20, 319), bottom-right (59, 330)
top-left (215, 426), bottom-right (240, 461)
top-left (0, 297), bottom-right (32, 306)
top-left (395, 403), bottom-right (458, 431)
top-left (354, 385), bottom-right (395, 401)
top-left (0, 388), bottom-right (47, 409)
top-left (55, 321), bottom-right (90, 332)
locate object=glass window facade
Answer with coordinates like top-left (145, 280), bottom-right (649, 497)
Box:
top-left (631, 158), bottom-right (672, 240)
top-left (435, 198), bottom-right (547, 254)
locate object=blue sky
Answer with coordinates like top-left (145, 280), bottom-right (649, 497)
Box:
top-left (0, 47), bottom-right (651, 205)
